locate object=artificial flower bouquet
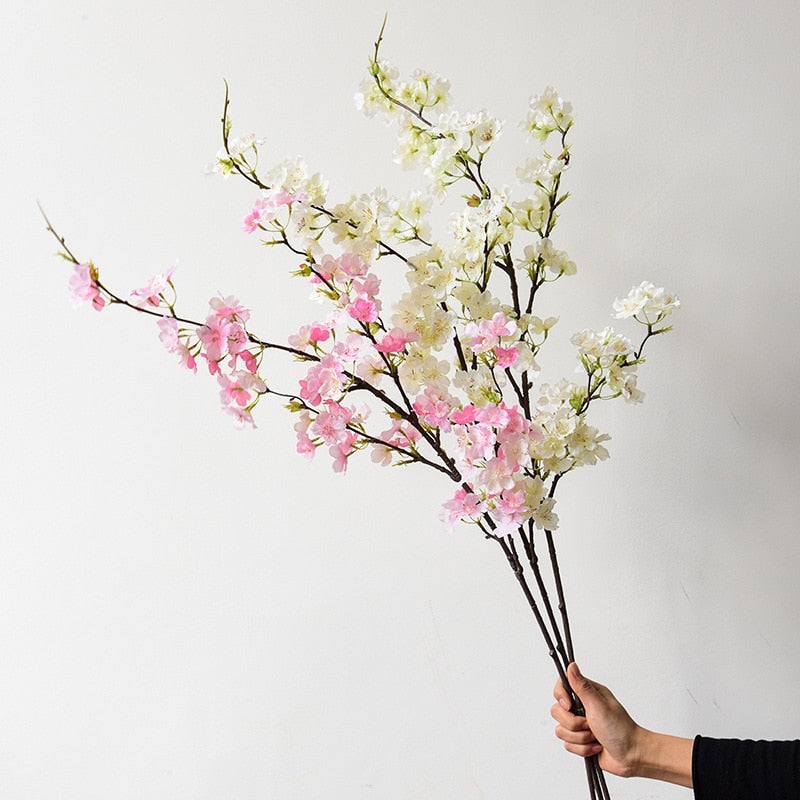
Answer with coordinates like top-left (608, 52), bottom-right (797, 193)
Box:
top-left (46, 21), bottom-right (678, 799)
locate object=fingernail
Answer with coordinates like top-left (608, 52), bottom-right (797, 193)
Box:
top-left (559, 697), bottom-right (570, 709)
top-left (572, 662), bottom-right (583, 679)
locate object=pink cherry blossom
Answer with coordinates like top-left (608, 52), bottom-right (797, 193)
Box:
top-left (480, 454), bottom-right (518, 495)
top-left (377, 419), bottom-right (421, 450)
top-left (354, 272), bottom-right (381, 299)
top-left (242, 189), bottom-right (302, 233)
top-left (462, 422), bottom-right (497, 461)
top-left (450, 405), bottom-right (477, 425)
top-left (370, 442), bottom-right (394, 466)
top-left (474, 403), bottom-right (512, 428)
top-left (347, 297), bottom-right (379, 323)
top-left (203, 355), bottom-right (222, 376)
top-left (236, 349), bottom-right (256, 373)
top-left (412, 387), bottom-right (454, 430)
top-left (242, 197), bottom-right (270, 233)
top-left (157, 317), bottom-right (197, 373)
top-left (218, 373), bottom-right (251, 407)
top-left (332, 335), bottom-right (370, 364)
top-left (242, 208), bottom-right (262, 234)
top-left (309, 323), bottom-right (331, 343)
top-left (69, 262), bottom-right (105, 311)
top-left (315, 402), bottom-right (359, 472)
top-left (197, 316), bottom-right (231, 362)
top-left (494, 346), bottom-right (518, 368)
top-left (329, 442), bottom-right (350, 473)
top-left (440, 488), bottom-right (486, 530)
top-left (311, 253), bottom-right (337, 283)
top-left (234, 369), bottom-right (266, 395)
top-left (157, 316), bottom-right (180, 350)
top-left (493, 487), bottom-right (530, 533)
top-left (462, 312), bottom-right (516, 353)
top-left (288, 322), bottom-right (331, 351)
top-left (130, 264), bottom-right (176, 308)
top-left (299, 355), bottom-right (345, 406)
top-left (226, 322), bottom-right (249, 354)
top-left (310, 400), bottom-right (354, 446)
top-left (223, 404), bottom-right (255, 428)
top-left (208, 295), bottom-right (250, 324)
top-left (294, 411), bottom-right (316, 460)
top-left (374, 327), bottom-right (418, 353)
top-left (338, 252), bottom-right (369, 278)
top-left (296, 432), bottom-right (316, 459)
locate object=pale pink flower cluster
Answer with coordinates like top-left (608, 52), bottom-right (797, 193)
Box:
top-left (157, 317), bottom-right (196, 372)
top-left (461, 311), bottom-right (517, 355)
top-left (294, 400), bottom-right (360, 472)
top-left (369, 419), bottom-right (421, 466)
top-left (69, 262), bottom-right (105, 311)
top-left (130, 264), bottom-right (176, 307)
top-left (293, 325), bottom-right (378, 472)
top-left (157, 295), bottom-right (266, 427)
top-left (443, 402), bottom-right (553, 533)
top-left (288, 322), bottom-right (331, 350)
top-left (243, 187), bottom-right (305, 234)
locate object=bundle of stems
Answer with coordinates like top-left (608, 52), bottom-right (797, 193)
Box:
top-left (494, 517), bottom-right (611, 799)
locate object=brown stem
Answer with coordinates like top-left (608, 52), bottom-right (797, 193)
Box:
top-left (545, 527), bottom-right (574, 664)
top-left (585, 759), bottom-right (599, 800)
top-left (518, 526), bottom-right (568, 665)
top-left (496, 535), bottom-right (568, 685)
top-left (594, 759), bottom-right (611, 800)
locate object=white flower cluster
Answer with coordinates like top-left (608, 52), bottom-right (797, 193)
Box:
top-left (207, 132), bottom-right (265, 176)
top-left (530, 380), bottom-right (611, 474)
top-left (202, 46), bottom-right (678, 527)
top-left (613, 281), bottom-right (680, 322)
top-left (523, 86), bottom-right (574, 141)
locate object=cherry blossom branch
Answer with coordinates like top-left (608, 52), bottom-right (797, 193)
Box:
top-left (221, 84), bottom-right (415, 270)
top-left (368, 22), bottom-right (491, 201)
top-left (41, 204), bottom-right (469, 480)
top-left (369, 15), bottom-right (433, 128)
top-left (271, 389), bottom-right (456, 476)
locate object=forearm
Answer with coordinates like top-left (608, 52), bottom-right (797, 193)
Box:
top-left (633, 730), bottom-right (694, 788)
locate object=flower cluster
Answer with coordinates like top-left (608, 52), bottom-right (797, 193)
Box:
top-left (68, 35), bottom-right (678, 535)
top-left (69, 262), bottom-right (105, 311)
top-left (161, 295), bottom-right (267, 428)
top-left (69, 259), bottom-right (268, 428)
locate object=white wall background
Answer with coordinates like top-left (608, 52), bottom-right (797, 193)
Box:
top-left (2, 1), bottom-right (799, 798)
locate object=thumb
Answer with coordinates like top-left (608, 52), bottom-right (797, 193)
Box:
top-left (567, 662), bottom-right (609, 713)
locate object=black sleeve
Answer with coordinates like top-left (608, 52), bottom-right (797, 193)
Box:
top-left (692, 735), bottom-right (800, 800)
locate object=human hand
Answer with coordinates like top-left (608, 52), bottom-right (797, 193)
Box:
top-left (551, 662), bottom-right (645, 778)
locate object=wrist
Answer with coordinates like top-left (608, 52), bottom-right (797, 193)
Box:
top-left (632, 729), bottom-right (694, 788)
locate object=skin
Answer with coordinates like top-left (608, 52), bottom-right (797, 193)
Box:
top-left (551, 662), bottom-right (694, 789)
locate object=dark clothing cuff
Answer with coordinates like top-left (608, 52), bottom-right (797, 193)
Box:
top-left (692, 734), bottom-right (800, 800)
